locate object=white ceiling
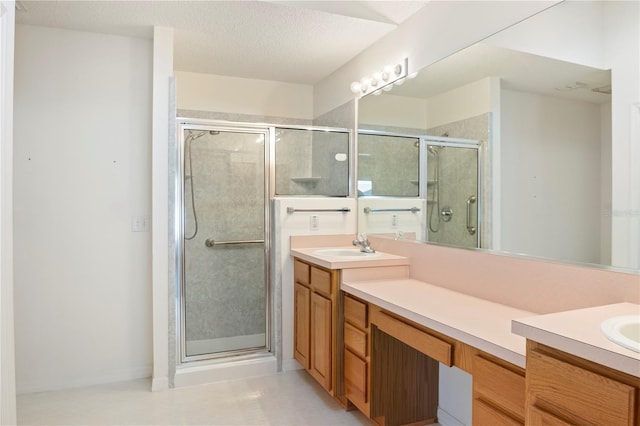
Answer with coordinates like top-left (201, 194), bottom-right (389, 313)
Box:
top-left (388, 42), bottom-right (611, 104)
top-left (15, 0), bottom-right (428, 84)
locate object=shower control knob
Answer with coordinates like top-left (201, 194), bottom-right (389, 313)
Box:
top-left (205, 238), bottom-right (215, 247)
top-left (440, 207), bottom-right (453, 222)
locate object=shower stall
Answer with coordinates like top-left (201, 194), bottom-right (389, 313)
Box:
top-left (178, 124), bottom-right (271, 363)
top-left (176, 120), bottom-right (351, 366)
top-left (356, 130), bottom-right (481, 248)
top-left (424, 136), bottom-right (481, 249)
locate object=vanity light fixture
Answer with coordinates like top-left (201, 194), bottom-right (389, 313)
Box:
top-left (350, 58), bottom-right (409, 98)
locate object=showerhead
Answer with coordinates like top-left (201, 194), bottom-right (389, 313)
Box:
top-left (187, 130), bottom-right (220, 142)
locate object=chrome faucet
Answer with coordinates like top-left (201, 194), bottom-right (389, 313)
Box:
top-left (352, 234), bottom-right (375, 253)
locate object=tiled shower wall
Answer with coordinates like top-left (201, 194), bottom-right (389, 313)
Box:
top-left (183, 131), bottom-right (266, 344)
top-left (358, 133), bottom-right (419, 196)
top-left (425, 146), bottom-right (478, 248)
top-left (275, 129), bottom-right (349, 196)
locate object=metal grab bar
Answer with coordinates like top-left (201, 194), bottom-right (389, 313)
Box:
top-left (466, 195), bottom-right (477, 235)
top-left (205, 238), bottom-right (264, 247)
top-left (286, 207), bottom-right (350, 214)
top-left (363, 207), bottom-right (420, 214)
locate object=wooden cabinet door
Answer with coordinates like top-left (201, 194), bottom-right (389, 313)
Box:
top-left (310, 292), bottom-right (332, 392)
top-left (526, 349), bottom-right (636, 426)
top-left (293, 282), bottom-right (310, 369)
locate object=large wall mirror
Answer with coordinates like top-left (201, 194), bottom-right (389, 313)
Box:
top-left (356, 1), bottom-right (639, 270)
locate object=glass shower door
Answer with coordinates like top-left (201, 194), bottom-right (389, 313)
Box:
top-left (181, 127), bottom-right (268, 361)
top-left (426, 143), bottom-right (479, 248)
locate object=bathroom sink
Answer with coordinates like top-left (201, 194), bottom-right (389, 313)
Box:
top-left (601, 315), bottom-right (640, 353)
top-left (314, 248), bottom-right (379, 258)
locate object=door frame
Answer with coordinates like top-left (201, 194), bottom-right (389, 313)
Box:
top-left (176, 120), bottom-right (272, 364)
top-left (422, 135), bottom-right (483, 249)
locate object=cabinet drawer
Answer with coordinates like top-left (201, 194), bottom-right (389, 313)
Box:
top-left (474, 398), bottom-right (523, 426)
top-left (373, 309), bottom-right (452, 366)
top-left (344, 295), bottom-right (367, 329)
top-left (344, 322), bottom-right (367, 358)
top-left (345, 348), bottom-right (367, 400)
top-left (527, 406), bottom-right (572, 426)
top-left (311, 266), bottom-right (331, 296)
top-left (294, 260), bottom-right (309, 285)
top-left (527, 349), bottom-right (636, 426)
top-left (473, 355), bottom-right (525, 420)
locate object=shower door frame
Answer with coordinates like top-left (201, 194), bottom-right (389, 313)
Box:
top-left (176, 119), bottom-right (273, 364)
top-left (422, 135), bottom-right (484, 249)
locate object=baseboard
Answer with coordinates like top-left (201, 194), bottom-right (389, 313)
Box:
top-left (437, 407), bottom-right (466, 426)
top-left (151, 376), bottom-right (169, 391)
top-left (174, 353), bottom-right (277, 388)
top-left (282, 357), bottom-right (304, 372)
top-left (17, 365), bottom-right (152, 394)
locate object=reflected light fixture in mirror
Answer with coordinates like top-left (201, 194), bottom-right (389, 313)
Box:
top-left (350, 58), bottom-right (409, 97)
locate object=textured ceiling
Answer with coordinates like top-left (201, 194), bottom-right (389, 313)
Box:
top-left (15, 0), bottom-right (428, 84)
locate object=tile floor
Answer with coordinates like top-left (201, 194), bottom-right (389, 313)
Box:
top-left (17, 370), bottom-right (372, 425)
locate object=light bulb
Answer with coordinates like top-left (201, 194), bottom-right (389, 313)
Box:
top-left (360, 77), bottom-right (371, 92)
top-left (350, 81), bottom-right (362, 94)
top-left (394, 78), bottom-right (405, 86)
top-left (373, 89), bottom-right (382, 96)
top-left (382, 84), bottom-right (393, 92)
top-left (394, 63), bottom-right (403, 76)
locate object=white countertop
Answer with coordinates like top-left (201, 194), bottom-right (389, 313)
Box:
top-left (512, 302), bottom-right (640, 377)
top-left (291, 247), bottom-right (409, 270)
top-left (342, 278), bottom-right (535, 368)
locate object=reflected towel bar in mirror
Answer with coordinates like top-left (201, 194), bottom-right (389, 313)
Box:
top-left (363, 207), bottom-right (420, 214)
top-left (205, 239), bottom-right (264, 247)
top-left (286, 207), bottom-right (351, 214)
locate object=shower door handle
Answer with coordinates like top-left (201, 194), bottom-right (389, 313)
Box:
top-left (466, 195), bottom-right (477, 235)
top-left (205, 238), bottom-right (264, 247)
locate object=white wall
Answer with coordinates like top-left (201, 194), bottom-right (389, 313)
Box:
top-left (501, 89), bottom-right (603, 264)
top-left (13, 25), bottom-right (153, 393)
top-left (175, 71), bottom-right (314, 120)
top-left (358, 93), bottom-right (427, 129)
top-left (1, 0), bottom-right (17, 422)
top-left (273, 198), bottom-right (357, 372)
top-left (425, 77), bottom-right (492, 129)
top-left (151, 26), bottom-right (173, 392)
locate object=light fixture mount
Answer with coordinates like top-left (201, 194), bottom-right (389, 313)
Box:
top-left (350, 58), bottom-right (409, 98)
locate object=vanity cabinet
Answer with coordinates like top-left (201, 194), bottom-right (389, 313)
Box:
top-left (525, 341), bottom-right (640, 426)
top-left (341, 293), bottom-right (529, 426)
top-left (343, 294), bottom-right (370, 415)
top-left (473, 354), bottom-right (526, 425)
top-left (293, 258), bottom-right (341, 396)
